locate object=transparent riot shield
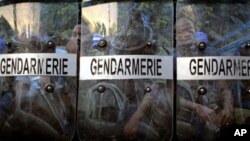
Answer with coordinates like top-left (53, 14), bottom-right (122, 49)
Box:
top-left (78, 1), bottom-right (173, 141)
top-left (176, 0), bottom-right (250, 140)
top-left (0, 1), bottom-right (78, 140)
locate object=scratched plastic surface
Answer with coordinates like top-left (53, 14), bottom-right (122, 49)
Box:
top-left (78, 1), bottom-right (173, 141)
top-left (176, 0), bottom-right (250, 140)
top-left (0, 1), bottom-right (78, 141)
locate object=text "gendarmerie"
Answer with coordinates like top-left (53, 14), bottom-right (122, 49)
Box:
top-left (90, 58), bottom-right (162, 76)
top-left (190, 58), bottom-right (250, 76)
top-left (0, 57), bottom-right (68, 75)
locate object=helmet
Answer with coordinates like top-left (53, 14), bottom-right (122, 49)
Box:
top-left (195, 31), bottom-right (208, 44)
top-left (111, 7), bottom-right (153, 55)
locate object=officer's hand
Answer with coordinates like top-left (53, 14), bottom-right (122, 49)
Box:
top-left (124, 116), bottom-right (139, 138)
top-left (140, 85), bottom-right (160, 111)
top-left (219, 88), bottom-right (234, 127)
top-left (65, 39), bottom-right (77, 53)
top-left (124, 85), bottom-right (158, 138)
top-left (140, 93), bottom-right (153, 111)
top-left (195, 104), bottom-right (220, 126)
top-left (124, 104), bottom-right (147, 138)
top-left (219, 106), bottom-right (234, 127)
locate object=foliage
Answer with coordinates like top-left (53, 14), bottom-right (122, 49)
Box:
top-left (40, 2), bottom-right (78, 45)
top-left (0, 15), bottom-right (14, 40)
top-left (116, 1), bottom-right (173, 51)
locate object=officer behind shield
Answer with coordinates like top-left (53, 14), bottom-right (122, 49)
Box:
top-left (124, 80), bottom-right (172, 141)
top-left (176, 17), bottom-right (234, 141)
top-left (66, 24), bottom-right (93, 54)
top-left (233, 43), bottom-right (250, 125)
top-left (121, 7), bottom-right (172, 140)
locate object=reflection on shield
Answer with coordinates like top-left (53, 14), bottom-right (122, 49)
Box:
top-left (176, 81), bottom-right (196, 140)
top-left (12, 34), bottom-right (56, 53)
top-left (110, 5), bottom-right (154, 55)
top-left (82, 82), bottom-right (127, 137)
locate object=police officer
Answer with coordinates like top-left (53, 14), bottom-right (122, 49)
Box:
top-left (124, 79), bottom-right (172, 140)
top-left (121, 7), bottom-right (172, 141)
top-left (176, 17), bottom-right (234, 141)
top-left (233, 43), bottom-right (250, 125)
top-left (66, 24), bottom-right (86, 53)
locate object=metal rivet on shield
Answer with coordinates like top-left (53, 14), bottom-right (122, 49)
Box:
top-left (5, 41), bottom-right (14, 53)
top-left (97, 85), bottom-right (105, 93)
top-left (47, 40), bottom-right (55, 48)
top-left (245, 42), bottom-right (250, 49)
top-left (198, 42), bottom-right (207, 51)
top-left (145, 41), bottom-right (152, 47)
top-left (45, 83), bottom-right (54, 93)
top-left (145, 87), bottom-right (151, 93)
top-left (246, 87), bottom-right (250, 95)
top-left (98, 39), bottom-right (107, 48)
top-left (197, 86), bottom-right (207, 95)
top-left (5, 41), bottom-right (11, 47)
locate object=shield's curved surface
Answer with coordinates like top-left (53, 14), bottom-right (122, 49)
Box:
top-left (0, 1), bottom-right (78, 140)
top-left (78, 1), bottom-right (173, 141)
top-left (176, 0), bottom-right (250, 140)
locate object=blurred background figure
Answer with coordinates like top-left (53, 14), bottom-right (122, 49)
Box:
top-left (176, 17), bottom-right (234, 141)
top-left (66, 24), bottom-right (90, 54)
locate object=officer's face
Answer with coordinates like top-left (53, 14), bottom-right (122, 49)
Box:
top-left (176, 18), bottom-right (196, 49)
top-left (66, 25), bottom-right (81, 53)
top-left (71, 25), bottom-right (81, 41)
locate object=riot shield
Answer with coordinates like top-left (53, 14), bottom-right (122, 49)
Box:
top-left (176, 0), bottom-right (250, 140)
top-left (0, 1), bottom-right (78, 140)
top-left (78, 1), bottom-right (173, 141)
